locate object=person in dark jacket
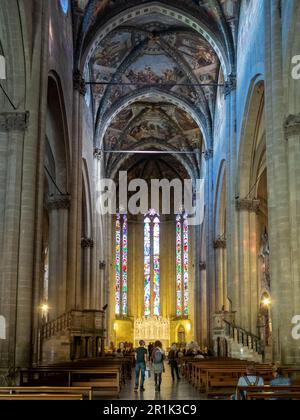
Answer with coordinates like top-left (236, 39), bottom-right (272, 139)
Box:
top-left (168, 344), bottom-right (181, 381)
top-left (134, 340), bottom-right (148, 392)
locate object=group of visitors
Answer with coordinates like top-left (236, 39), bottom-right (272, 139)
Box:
top-left (134, 341), bottom-right (183, 393)
top-left (134, 339), bottom-right (293, 397)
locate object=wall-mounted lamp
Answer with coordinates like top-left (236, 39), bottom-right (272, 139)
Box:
top-left (262, 297), bottom-right (271, 307)
top-left (40, 303), bottom-right (49, 323)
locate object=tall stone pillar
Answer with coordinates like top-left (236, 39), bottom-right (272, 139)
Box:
top-left (47, 195), bottom-right (70, 320)
top-left (204, 149), bottom-right (216, 345)
top-left (264, 0), bottom-right (297, 364)
top-left (285, 115), bottom-right (300, 351)
top-left (81, 237), bottom-right (94, 309)
top-left (214, 238), bottom-right (227, 313)
top-left (67, 71), bottom-right (85, 311)
top-left (224, 75), bottom-right (239, 320)
top-left (92, 148), bottom-right (106, 311)
top-left (0, 112), bottom-right (29, 370)
top-left (236, 199), bottom-right (261, 332)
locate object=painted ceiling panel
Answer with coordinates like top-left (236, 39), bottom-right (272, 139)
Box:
top-left (78, 0), bottom-right (236, 178)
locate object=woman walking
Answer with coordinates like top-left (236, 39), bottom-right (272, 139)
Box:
top-left (151, 341), bottom-right (165, 392)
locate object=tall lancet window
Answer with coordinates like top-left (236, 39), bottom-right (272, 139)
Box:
top-left (144, 210), bottom-right (160, 317)
top-left (176, 213), bottom-right (189, 317)
top-left (115, 214), bottom-right (128, 316)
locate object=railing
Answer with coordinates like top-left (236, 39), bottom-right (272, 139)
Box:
top-left (223, 320), bottom-right (262, 354)
top-left (40, 310), bottom-right (105, 341)
top-left (41, 312), bottom-right (72, 340)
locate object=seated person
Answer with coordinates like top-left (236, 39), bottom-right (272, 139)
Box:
top-left (270, 367), bottom-right (292, 386)
top-left (234, 364), bottom-right (264, 400)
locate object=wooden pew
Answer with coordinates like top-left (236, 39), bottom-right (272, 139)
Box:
top-left (186, 360), bottom-right (273, 392)
top-left (0, 386), bottom-right (93, 400)
top-left (237, 385), bottom-right (300, 400)
top-left (0, 394), bottom-right (83, 400)
top-left (70, 369), bottom-right (120, 397)
top-left (247, 392), bottom-right (300, 400)
top-left (20, 368), bottom-right (121, 397)
top-left (204, 367), bottom-right (273, 393)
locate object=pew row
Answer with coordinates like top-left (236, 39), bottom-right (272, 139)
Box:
top-left (0, 394), bottom-right (84, 400)
top-left (237, 385), bottom-right (300, 400)
top-left (0, 386), bottom-right (93, 400)
top-left (20, 368), bottom-right (121, 397)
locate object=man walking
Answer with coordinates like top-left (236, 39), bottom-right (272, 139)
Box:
top-left (168, 344), bottom-right (181, 381)
top-left (134, 340), bottom-right (148, 392)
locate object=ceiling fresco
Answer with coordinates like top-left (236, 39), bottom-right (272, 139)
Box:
top-left (88, 18), bottom-right (220, 120)
top-left (75, 0), bottom-right (238, 179)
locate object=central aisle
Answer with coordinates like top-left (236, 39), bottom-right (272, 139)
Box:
top-left (119, 367), bottom-right (207, 401)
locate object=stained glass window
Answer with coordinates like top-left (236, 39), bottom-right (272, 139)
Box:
top-left (176, 215), bottom-right (182, 317)
top-left (176, 213), bottom-right (189, 317)
top-left (153, 217), bottom-right (160, 316)
top-left (115, 215), bottom-right (121, 316)
top-left (183, 214), bottom-right (189, 316)
top-left (144, 210), bottom-right (160, 317)
top-left (144, 218), bottom-right (151, 317)
top-left (115, 214), bottom-right (128, 316)
top-left (122, 216), bottom-right (128, 316)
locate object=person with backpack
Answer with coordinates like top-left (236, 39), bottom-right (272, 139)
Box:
top-left (151, 340), bottom-right (165, 392)
top-left (168, 344), bottom-right (181, 381)
top-left (235, 364), bottom-right (264, 400)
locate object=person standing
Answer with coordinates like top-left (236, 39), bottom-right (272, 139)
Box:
top-left (151, 341), bottom-right (165, 392)
top-left (148, 342), bottom-right (154, 360)
top-left (134, 340), bottom-right (148, 392)
top-left (168, 344), bottom-right (181, 381)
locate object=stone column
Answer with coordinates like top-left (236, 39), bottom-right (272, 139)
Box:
top-left (224, 75), bottom-right (239, 319)
top-left (92, 148), bottom-right (104, 311)
top-left (284, 115), bottom-right (300, 347)
top-left (67, 71), bottom-right (85, 311)
top-left (81, 237), bottom-right (94, 309)
top-left (0, 112), bottom-right (29, 370)
top-left (236, 199), bottom-right (261, 332)
top-left (264, 0), bottom-right (296, 364)
top-left (214, 237), bottom-right (227, 313)
top-left (47, 195), bottom-right (70, 320)
top-left (204, 149), bottom-right (216, 345)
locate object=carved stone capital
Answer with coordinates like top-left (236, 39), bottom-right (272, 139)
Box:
top-left (204, 149), bottom-right (214, 160)
top-left (284, 114), bottom-right (300, 138)
top-left (199, 262), bottom-right (207, 271)
top-left (73, 70), bottom-right (87, 96)
top-left (214, 238), bottom-right (227, 249)
top-left (46, 195), bottom-right (71, 211)
top-left (94, 148), bottom-right (103, 160)
top-left (224, 74), bottom-right (237, 98)
top-left (81, 238), bottom-right (94, 248)
top-left (236, 198), bottom-right (260, 214)
top-left (0, 111), bottom-right (29, 132)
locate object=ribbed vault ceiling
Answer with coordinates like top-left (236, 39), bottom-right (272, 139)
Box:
top-left (74, 0), bottom-right (238, 179)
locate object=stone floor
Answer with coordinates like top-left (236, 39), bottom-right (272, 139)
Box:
top-left (117, 368), bottom-right (207, 401)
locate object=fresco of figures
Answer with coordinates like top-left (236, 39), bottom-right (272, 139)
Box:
top-left (103, 103), bottom-right (202, 153)
top-left (89, 11), bottom-right (220, 111)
